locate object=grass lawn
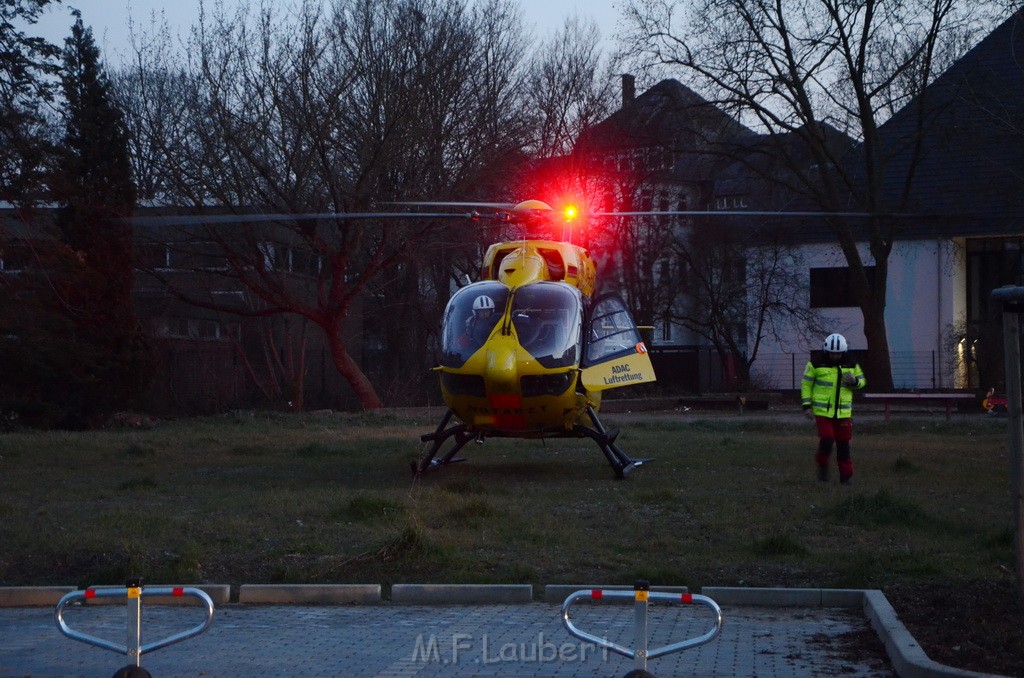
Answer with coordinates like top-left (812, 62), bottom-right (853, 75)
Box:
top-left (0, 409), bottom-right (1015, 595)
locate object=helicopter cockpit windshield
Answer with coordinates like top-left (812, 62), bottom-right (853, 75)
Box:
top-left (510, 282), bottom-right (582, 369)
top-left (441, 282), bottom-right (509, 366)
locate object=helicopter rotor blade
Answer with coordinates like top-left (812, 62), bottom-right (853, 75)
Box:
top-left (386, 201), bottom-right (519, 210)
top-left (388, 199), bottom-right (556, 215)
top-left (122, 202), bottom-right (909, 229)
top-left (591, 210), bottom-right (897, 219)
top-left (124, 211), bottom-right (499, 228)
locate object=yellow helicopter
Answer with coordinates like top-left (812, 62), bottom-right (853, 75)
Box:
top-left (414, 199), bottom-right (658, 479)
top-left (128, 199), bottom-right (882, 477)
top-left (130, 198), bottom-right (659, 477)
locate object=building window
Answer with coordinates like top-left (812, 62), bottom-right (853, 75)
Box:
top-left (257, 241), bottom-right (322, 275)
top-left (714, 195), bottom-right (748, 210)
top-left (152, 317), bottom-right (241, 341)
top-left (137, 243), bottom-right (171, 269)
top-left (676, 254), bottom-right (689, 285)
top-left (258, 241), bottom-right (276, 271)
top-left (809, 266), bottom-right (875, 308)
top-left (658, 258), bottom-right (670, 282)
top-left (176, 241), bottom-right (229, 270)
top-left (638, 188), bottom-right (653, 211)
top-left (137, 241), bottom-right (229, 271)
top-left (0, 242), bottom-right (33, 274)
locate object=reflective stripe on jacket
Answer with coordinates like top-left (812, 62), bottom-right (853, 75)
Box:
top-left (801, 360), bottom-right (866, 419)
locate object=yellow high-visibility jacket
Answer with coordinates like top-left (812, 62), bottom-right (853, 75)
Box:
top-left (801, 358), bottom-right (866, 418)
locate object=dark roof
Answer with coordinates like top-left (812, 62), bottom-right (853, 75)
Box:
top-left (579, 79), bottom-right (756, 148)
top-left (575, 79), bottom-right (758, 181)
top-left (715, 123), bottom-right (856, 205)
top-left (742, 11), bottom-right (1024, 244)
top-left (863, 10), bottom-right (1024, 233)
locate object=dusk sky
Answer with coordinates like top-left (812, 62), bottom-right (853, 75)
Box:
top-left (23, 1), bottom-right (629, 66)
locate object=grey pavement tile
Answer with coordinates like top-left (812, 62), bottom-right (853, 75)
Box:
top-left (0, 603), bottom-right (894, 677)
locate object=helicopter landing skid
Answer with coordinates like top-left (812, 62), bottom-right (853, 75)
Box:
top-left (575, 405), bottom-right (654, 479)
top-left (414, 409), bottom-right (475, 476)
top-left (414, 407), bottom-right (652, 479)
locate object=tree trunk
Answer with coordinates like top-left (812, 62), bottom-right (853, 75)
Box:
top-left (855, 233), bottom-right (895, 391)
top-left (289, 325), bottom-right (307, 412)
top-left (861, 301), bottom-right (894, 391)
top-left (326, 325), bottom-right (383, 410)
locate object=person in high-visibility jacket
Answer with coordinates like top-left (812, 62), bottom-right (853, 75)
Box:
top-left (801, 333), bottom-right (866, 485)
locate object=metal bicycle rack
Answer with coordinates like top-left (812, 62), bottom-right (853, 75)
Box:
top-left (55, 579), bottom-right (215, 671)
top-left (561, 581), bottom-right (722, 673)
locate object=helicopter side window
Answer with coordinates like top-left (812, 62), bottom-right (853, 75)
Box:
top-left (510, 282), bottom-right (582, 369)
top-left (440, 282), bottom-right (509, 367)
top-left (538, 248), bottom-right (565, 280)
top-left (585, 295), bottom-right (644, 365)
top-left (486, 247), bottom-right (516, 281)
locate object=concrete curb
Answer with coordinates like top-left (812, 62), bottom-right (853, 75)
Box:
top-left (238, 584), bottom-right (381, 604)
top-left (0, 585), bottom-right (231, 607)
top-left (390, 584), bottom-right (532, 605)
top-left (136, 584), bottom-right (231, 606)
top-left (0, 586), bottom-right (76, 607)
top-left (543, 584), bottom-right (688, 604)
top-left (701, 586), bottom-right (864, 608)
top-left (74, 584), bottom-right (230, 606)
top-left (862, 590), bottom-right (1004, 678)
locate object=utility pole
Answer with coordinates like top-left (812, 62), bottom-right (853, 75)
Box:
top-left (992, 285), bottom-right (1024, 601)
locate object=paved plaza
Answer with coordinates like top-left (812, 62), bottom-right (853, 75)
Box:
top-left (0, 601), bottom-right (895, 677)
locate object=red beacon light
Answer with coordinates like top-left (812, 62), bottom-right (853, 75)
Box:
top-left (563, 204), bottom-right (579, 221)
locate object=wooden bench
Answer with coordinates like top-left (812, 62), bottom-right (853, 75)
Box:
top-left (861, 393), bottom-right (977, 421)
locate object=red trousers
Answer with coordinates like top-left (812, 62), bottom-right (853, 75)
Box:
top-left (814, 416), bottom-right (853, 480)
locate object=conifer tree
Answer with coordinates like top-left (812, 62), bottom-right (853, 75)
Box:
top-left (44, 11), bottom-right (153, 425)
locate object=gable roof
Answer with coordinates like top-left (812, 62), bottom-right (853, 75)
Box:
top-left (871, 10), bottom-right (1024, 231)
top-left (575, 79), bottom-right (758, 181)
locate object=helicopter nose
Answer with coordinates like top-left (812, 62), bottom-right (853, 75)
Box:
top-left (482, 337), bottom-right (526, 430)
top-left (484, 338), bottom-right (519, 392)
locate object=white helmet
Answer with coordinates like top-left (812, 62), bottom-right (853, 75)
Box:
top-left (823, 333), bottom-right (848, 353)
top-left (472, 295), bottom-right (495, 314)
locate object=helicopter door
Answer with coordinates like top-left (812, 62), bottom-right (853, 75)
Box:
top-left (580, 294), bottom-right (656, 391)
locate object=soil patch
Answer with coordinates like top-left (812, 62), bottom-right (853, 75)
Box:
top-left (883, 580), bottom-right (1024, 677)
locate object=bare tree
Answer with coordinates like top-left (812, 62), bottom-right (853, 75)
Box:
top-left (597, 179), bottom-right (685, 328)
top-left (620, 0), bottom-right (1008, 390)
top-left (523, 15), bottom-right (619, 159)
top-left (672, 221), bottom-right (828, 388)
top-left (118, 0), bottom-right (534, 409)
